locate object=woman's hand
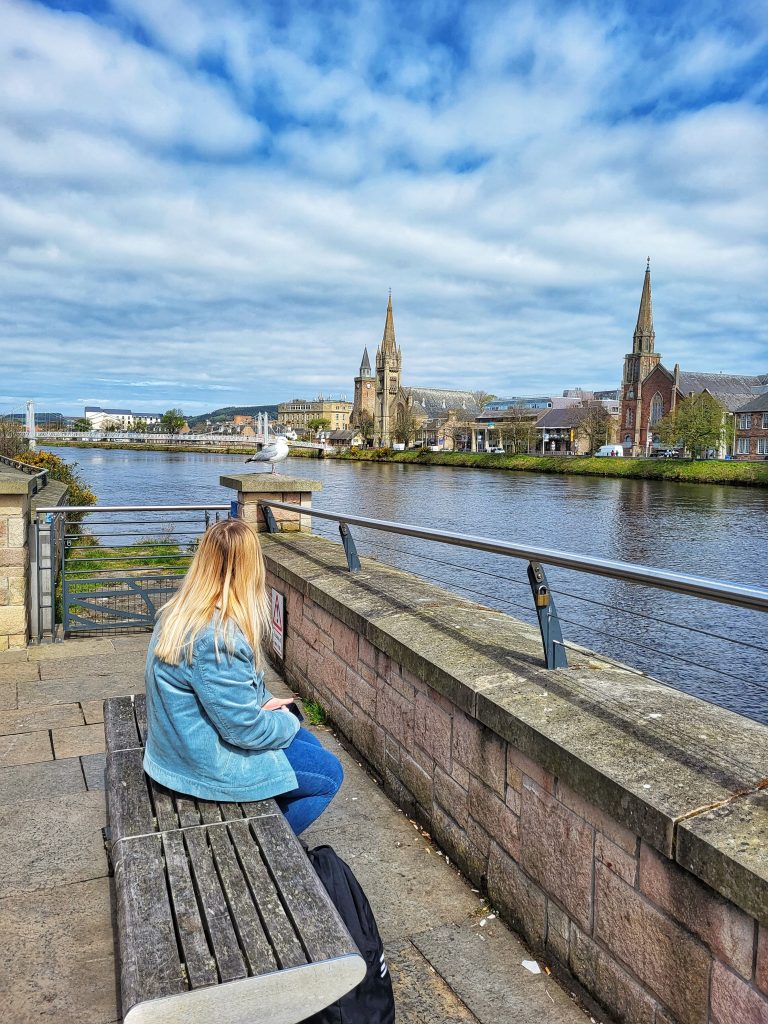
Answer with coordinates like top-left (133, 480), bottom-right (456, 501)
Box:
top-left (261, 697), bottom-right (295, 711)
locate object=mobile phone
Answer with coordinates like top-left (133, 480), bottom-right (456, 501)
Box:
top-left (287, 702), bottom-right (304, 723)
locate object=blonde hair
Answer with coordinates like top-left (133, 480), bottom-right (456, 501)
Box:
top-left (154, 518), bottom-right (271, 667)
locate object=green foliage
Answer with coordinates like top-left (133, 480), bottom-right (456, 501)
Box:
top-left (0, 417), bottom-right (27, 459)
top-left (306, 416), bottom-right (331, 436)
top-left (357, 410), bottom-right (374, 442)
top-left (20, 450), bottom-right (97, 507)
top-left (302, 698), bottom-right (327, 726)
top-left (657, 393), bottom-right (732, 459)
top-left (161, 408), bottom-right (186, 434)
top-left (392, 406), bottom-right (418, 445)
top-left (72, 418), bottom-right (90, 432)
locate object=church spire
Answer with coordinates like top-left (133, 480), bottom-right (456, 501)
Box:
top-left (381, 290), bottom-right (397, 357)
top-left (633, 258), bottom-right (655, 353)
top-left (359, 346), bottom-right (371, 378)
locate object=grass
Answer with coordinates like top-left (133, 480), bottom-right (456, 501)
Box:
top-left (302, 698), bottom-right (328, 726)
top-left (330, 448), bottom-right (768, 487)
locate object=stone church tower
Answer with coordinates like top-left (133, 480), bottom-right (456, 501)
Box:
top-left (351, 347), bottom-right (375, 426)
top-left (375, 292), bottom-right (401, 446)
top-left (620, 260), bottom-right (661, 451)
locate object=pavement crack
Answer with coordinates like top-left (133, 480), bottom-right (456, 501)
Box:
top-left (674, 777), bottom-right (768, 827)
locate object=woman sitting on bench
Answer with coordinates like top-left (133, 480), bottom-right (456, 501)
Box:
top-left (143, 517), bottom-right (343, 834)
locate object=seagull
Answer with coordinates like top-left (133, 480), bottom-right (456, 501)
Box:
top-left (245, 435), bottom-right (290, 473)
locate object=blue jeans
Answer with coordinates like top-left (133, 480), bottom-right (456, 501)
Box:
top-left (276, 726), bottom-right (343, 835)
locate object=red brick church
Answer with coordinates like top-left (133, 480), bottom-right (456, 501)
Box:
top-left (620, 262), bottom-right (765, 456)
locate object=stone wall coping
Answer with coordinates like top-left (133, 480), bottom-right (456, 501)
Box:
top-left (261, 532), bottom-right (768, 926)
top-left (0, 467), bottom-right (36, 495)
top-left (30, 480), bottom-right (69, 519)
top-left (220, 473), bottom-right (323, 493)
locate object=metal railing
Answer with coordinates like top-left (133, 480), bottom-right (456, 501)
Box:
top-left (34, 502), bottom-right (234, 640)
top-left (259, 500), bottom-right (768, 676)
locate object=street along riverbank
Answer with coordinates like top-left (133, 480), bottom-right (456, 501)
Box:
top-left (40, 440), bottom-right (768, 486)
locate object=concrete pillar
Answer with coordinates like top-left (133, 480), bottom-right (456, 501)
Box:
top-left (220, 473), bottom-right (323, 532)
top-left (0, 469), bottom-right (34, 650)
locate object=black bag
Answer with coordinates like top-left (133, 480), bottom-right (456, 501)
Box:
top-left (300, 845), bottom-right (396, 1024)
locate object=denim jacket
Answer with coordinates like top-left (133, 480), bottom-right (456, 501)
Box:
top-left (143, 620), bottom-right (299, 802)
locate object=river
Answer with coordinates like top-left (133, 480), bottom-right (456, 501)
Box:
top-left (45, 446), bottom-right (768, 724)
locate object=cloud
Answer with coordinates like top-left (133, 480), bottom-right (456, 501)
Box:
top-left (0, 0), bottom-right (766, 416)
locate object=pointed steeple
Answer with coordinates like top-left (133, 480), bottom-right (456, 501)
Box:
top-left (633, 258), bottom-right (655, 353)
top-left (359, 347), bottom-right (371, 378)
top-left (381, 290), bottom-right (397, 357)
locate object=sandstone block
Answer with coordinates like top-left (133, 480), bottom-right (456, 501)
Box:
top-left (0, 518), bottom-right (6, 543)
top-left (487, 842), bottom-right (546, 953)
top-left (389, 666), bottom-right (417, 702)
top-left (0, 606), bottom-right (26, 636)
top-left (451, 759), bottom-right (469, 790)
top-left (452, 712), bottom-right (505, 796)
top-left (378, 684), bottom-right (414, 752)
top-left (358, 637), bottom-right (377, 669)
top-left (546, 901), bottom-right (569, 966)
top-left (639, 842), bottom-right (754, 978)
top-left (8, 577), bottom-right (25, 604)
top-left (349, 674), bottom-right (377, 717)
top-left (557, 780), bottom-right (637, 854)
top-left (569, 924), bottom-right (656, 1024)
top-left (413, 693), bottom-right (452, 771)
top-left (710, 961), bottom-right (768, 1024)
top-left (595, 862), bottom-right (710, 1024)
top-left (315, 650), bottom-right (348, 702)
top-left (507, 745), bottom-right (554, 794)
top-left (468, 775), bottom-right (520, 861)
top-left (400, 751), bottom-right (432, 810)
top-left (351, 713), bottom-right (385, 771)
top-left (0, 549), bottom-right (25, 567)
top-left (758, 928), bottom-right (768, 995)
top-left (331, 619), bottom-right (358, 667)
top-left (434, 767), bottom-right (468, 829)
top-left (596, 833), bottom-right (637, 886)
top-left (467, 817), bottom-right (491, 857)
top-left (7, 516), bottom-right (25, 547)
top-left (432, 804), bottom-right (487, 889)
top-left (521, 778), bottom-right (594, 930)
top-left (8, 633), bottom-right (25, 650)
top-left (505, 784), bottom-right (521, 816)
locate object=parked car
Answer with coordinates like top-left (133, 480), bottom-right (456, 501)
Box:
top-left (488, 446), bottom-right (506, 454)
top-left (594, 445), bottom-right (624, 458)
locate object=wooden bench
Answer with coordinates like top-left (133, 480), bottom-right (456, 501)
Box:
top-left (104, 695), bottom-right (366, 1024)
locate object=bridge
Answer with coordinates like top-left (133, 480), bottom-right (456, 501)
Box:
top-left (32, 430), bottom-right (330, 452)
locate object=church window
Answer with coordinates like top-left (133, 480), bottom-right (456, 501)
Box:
top-left (650, 394), bottom-right (664, 425)
top-left (624, 434), bottom-right (632, 446)
top-left (625, 408), bottom-right (634, 427)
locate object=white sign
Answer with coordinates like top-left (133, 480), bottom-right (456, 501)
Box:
top-left (270, 589), bottom-right (284, 660)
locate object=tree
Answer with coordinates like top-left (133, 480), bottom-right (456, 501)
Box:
top-left (657, 393), bottom-right (732, 459)
top-left (307, 416), bottom-right (331, 438)
top-left (357, 410), bottom-right (374, 445)
top-left (392, 406), bottom-right (419, 446)
top-left (472, 391), bottom-right (497, 412)
top-left (72, 418), bottom-right (90, 432)
top-left (160, 408), bottom-right (186, 435)
top-left (0, 418), bottom-right (27, 459)
top-left (576, 403), bottom-right (613, 454)
top-left (496, 404), bottom-right (536, 454)
top-left (133, 419), bottom-right (147, 433)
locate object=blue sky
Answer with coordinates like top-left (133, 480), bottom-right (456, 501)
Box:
top-left (1, 0), bottom-right (767, 417)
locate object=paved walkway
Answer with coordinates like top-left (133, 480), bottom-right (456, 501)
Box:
top-left (0, 638), bottom-right (592, 1024)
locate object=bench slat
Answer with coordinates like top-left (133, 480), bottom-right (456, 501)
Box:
top-left (104, 696), bottom-right (141, 751)
top-left (116, 835), bottom-right (188, 1016)
top-left (134, 693), bottom-right (148, 743)
top-left (175, 793), bottom-right (202, 828)
top-left (184, 828), bottom-right (248, 982)
top-left (148, 777), bottom-right (179, 832)
top-left (163, 831), bottom-right (219, 988)
top-left (249, 815), bottom-right (356, 963)
top-left (228, 819), bottom-right (308, 969)
top-left (107, 749), bottom-right (154, 841)
top-left (208, 824), bottom-right (278, 975)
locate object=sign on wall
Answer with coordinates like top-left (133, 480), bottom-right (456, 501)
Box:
top-left (271, 589), bottom-right (285, 660)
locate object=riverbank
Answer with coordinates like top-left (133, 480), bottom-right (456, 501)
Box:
top-left (40, 440), bottom-right (768, 486)
top-left (331, 447), bottom-right (768, 486)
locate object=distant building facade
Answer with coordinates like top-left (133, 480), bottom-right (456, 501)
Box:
top-left (734, 393), bottom-right (768, 461)
top-left (619, 262), bottom-right (767, 457)
top-left (277, 398), bottom-right (352, 433)
top-left (84, 406), bottom-right (161, 429)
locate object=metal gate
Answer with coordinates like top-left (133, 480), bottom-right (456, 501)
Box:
top-left (34, 503), bottom-right (234, 639)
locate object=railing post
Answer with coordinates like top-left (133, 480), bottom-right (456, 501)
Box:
top-left (339, 523), bottom-right (361, 572)
top-left (527, 561), bottom-right (568, 669)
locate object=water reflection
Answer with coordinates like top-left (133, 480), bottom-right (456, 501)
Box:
top-left (46, 447), bottom-right (768, 723)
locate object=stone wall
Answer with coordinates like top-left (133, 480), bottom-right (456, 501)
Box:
top-left (0, 461), bottom-right (41, 650)
top-left (262, 531), bottom-right (768, 1024)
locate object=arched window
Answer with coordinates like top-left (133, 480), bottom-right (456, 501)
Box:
top-left (624, 434), bottom-right (633, 447)
top-left (650, 393), bottom-right (664, 425)
top-left (626, 408), bottom-right (634, 427)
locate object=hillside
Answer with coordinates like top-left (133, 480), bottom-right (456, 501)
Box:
top-left (186, 404), bottom-right (279, 428)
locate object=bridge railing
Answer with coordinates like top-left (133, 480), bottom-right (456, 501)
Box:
top-left (258, 499), bottom-right (768, 721)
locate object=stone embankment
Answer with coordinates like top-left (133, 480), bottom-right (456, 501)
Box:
top-left (260, 528), bottom-right (768, 1024)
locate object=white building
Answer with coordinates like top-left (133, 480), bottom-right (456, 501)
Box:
top-left (84, 406), bottom-right (162, 429)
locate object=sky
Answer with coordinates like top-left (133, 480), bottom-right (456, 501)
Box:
top-left (1, 0), bottom-right (767, 418)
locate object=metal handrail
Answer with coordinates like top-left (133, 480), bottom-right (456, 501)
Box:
top-left (37, 504), bottom-right (231, 513)
top-left (259, 500), bottom-right (768, 614)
